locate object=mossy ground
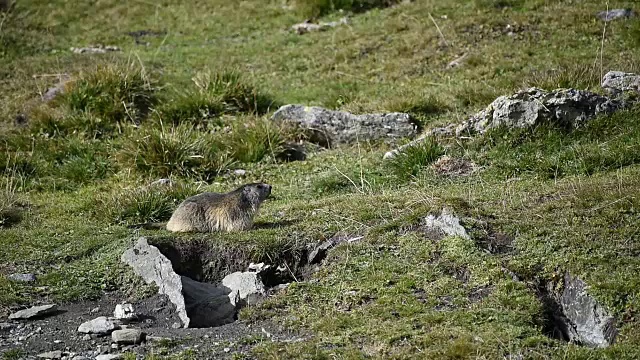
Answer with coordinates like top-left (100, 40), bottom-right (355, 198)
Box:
top-left (1, 0), bottom-right (639, 359)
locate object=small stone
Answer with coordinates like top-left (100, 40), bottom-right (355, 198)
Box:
top-left (95, 355), bottom-right (123, 360)
top-left (111, 329), bottom-right (145, 345)
top-left (8, 273), bottom-right (37, 282)
top-left (171, 322), bottom-right (181, 329)
top-left (150, 178), bottom-right (172, 187)
top-left (82, 334), bottom-right (91, 341)
top-left (53, 340), bottom-right (62, 344)
top-left (37, 350), bottom-right (63, 359)
top-left (233, 169), bottom-right (246, 176)
top-left (113, 304), bottom-right (137, 322)
top-left (77, 317), bottom-right (119, 335)
top-left (90, 307), bottom-right (100, 314)
top-left (9, 304), bottom-right (58, 320)
top-left (111, 344), bottom-right (119, 349)
top-left (224, 347), bottom-right (231, 353)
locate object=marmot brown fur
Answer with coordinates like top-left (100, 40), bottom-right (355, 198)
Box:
top-left (165, 182), bottom-right (272, 233)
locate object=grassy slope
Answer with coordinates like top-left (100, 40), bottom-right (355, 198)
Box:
top-left (1, 0), bottom-right (640, 359)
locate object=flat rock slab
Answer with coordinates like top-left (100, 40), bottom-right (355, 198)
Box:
top-left (77, 316), bottom-right (118, 335)
top-left (9, 304), bottom-right (58, 320)
top-left (37, 350), bottom-right (63, 359)
top-left (8, 273), bottom-right (37, 282)
top-left (272, 104), bottom-right (418, 147)
top-left (111, 329), bottom-right (146, 344)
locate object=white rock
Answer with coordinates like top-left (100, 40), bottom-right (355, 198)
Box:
top-left (77, 317), bottom-right (118, 335)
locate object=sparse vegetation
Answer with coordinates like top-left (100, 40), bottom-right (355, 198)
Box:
top-left (387, 137), bottom-right (445, 180)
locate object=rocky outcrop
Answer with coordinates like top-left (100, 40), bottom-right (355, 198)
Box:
top-left (291, 18), bottom-right (349, 34)
top-left (121, 237), bottom-right (237, 328)
top-left (601, 71), bottom-right (640, 96)
top-left (272, 104), bottom-right (418, 148)
top-left (455, 88), bottom-right (623, 136)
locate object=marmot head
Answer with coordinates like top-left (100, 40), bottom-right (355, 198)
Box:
top-left (238, 182), bottom-right (272, 207)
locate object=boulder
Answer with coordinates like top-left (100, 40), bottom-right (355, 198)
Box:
top-left (121, 237), bottom-right (237, 328)
top-left (272, 105), bottom-right (418, 148)
top-left (456, 88), bottom-right (623, 136)
top-left (113, 303), bottom-right (137, 322)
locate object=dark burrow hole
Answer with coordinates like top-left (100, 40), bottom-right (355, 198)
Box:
top-left (535, 278), bottom-right (575, 343)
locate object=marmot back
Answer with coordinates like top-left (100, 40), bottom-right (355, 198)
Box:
top-left (166, 182), bottom-right (272, 233)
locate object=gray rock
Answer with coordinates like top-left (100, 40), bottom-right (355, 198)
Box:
top-left (292, 17), bottom-right (349, 34)
top-left (113, 304), bottom-right (137, 322)
top-left (9, 304), bottom-right (58, 320)
top-left (82, 334), bottom-right (91, 341)
top-left (559, 273), bottom-right (617, 348)
top-left (233, 169), bottom-right (247, 176)
top-left (456, 88), bottom-right (623, 136)
top-left (70, 45), bottom-right (120, 54)
top-left (149, 178), bottom-right (172, 187)
top-left (272, 104), bottom-right (418, 148)
top-left (41, 75), bottom-right (70, 103)
top-left (121, 237), bottom-right (237, 328)
top-left (422, 208), bottom-right (470, 240)
top-left (37, 350), bottom-right (63, 359)
top-left (77, 317), bottom-right (118, 335)
top-left (601, 71), bottom-right (640, 96)
top-left (308, 240), bottom-right (336, 264)
top-left (95, 355), bottom-right (123, 360)
top-left (597, 8), bottom-right (635, 21)
top-left (221, 272), bottom-right (266, 307)
top-left (111, 329), bottom-right (145, 345)
top-left (8, 273), bottom-right (37, 283)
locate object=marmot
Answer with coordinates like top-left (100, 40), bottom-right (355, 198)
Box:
top-left (164, 182), bottom-right (272, 233)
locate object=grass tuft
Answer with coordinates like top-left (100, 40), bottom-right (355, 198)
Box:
top-left (387, 137), bottom-right (444, 180)
top-left (61, 63), bottom-right (157, 130)
top-left (97, 182), bottom-right (201, 225)
top-left (119, 124), bottom-right (234, 180)
top-left (524, 64), bottom-right (600, 91)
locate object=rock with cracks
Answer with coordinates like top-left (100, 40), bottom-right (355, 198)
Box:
top-left (558, 273), bottom-right (618, 348)
top-left (601, 71), bottom-right (640, 96)
top-left (121, 237), bottom-right (237, 328)
top-left (272, 104), bottom-right (418, 148)
top-left (455, 88), bottom-right (623, 136)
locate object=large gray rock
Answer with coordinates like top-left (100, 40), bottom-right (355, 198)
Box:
top-left (272, 104), bottom-right (418, 148)
top-left (9, 304), bottom-right (58, 320)
top-left (221, 272), bottom-right (266, 307)
top-left (121, 237), bottom-right (237, 328)
top-left (456, 88), bottom-right (623, 136)
top-left (77, 316), bottom-right (118, 335)
top-left (602, 71), bottom-right (640, 96)
top-left (559, 273), bottom-right (618, 348)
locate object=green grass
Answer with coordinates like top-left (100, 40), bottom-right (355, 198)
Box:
top-left (1, 0), bottom-right (640, 358)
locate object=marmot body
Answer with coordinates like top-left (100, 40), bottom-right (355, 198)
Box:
top-left (166, 182), bottom-right (272, 233)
